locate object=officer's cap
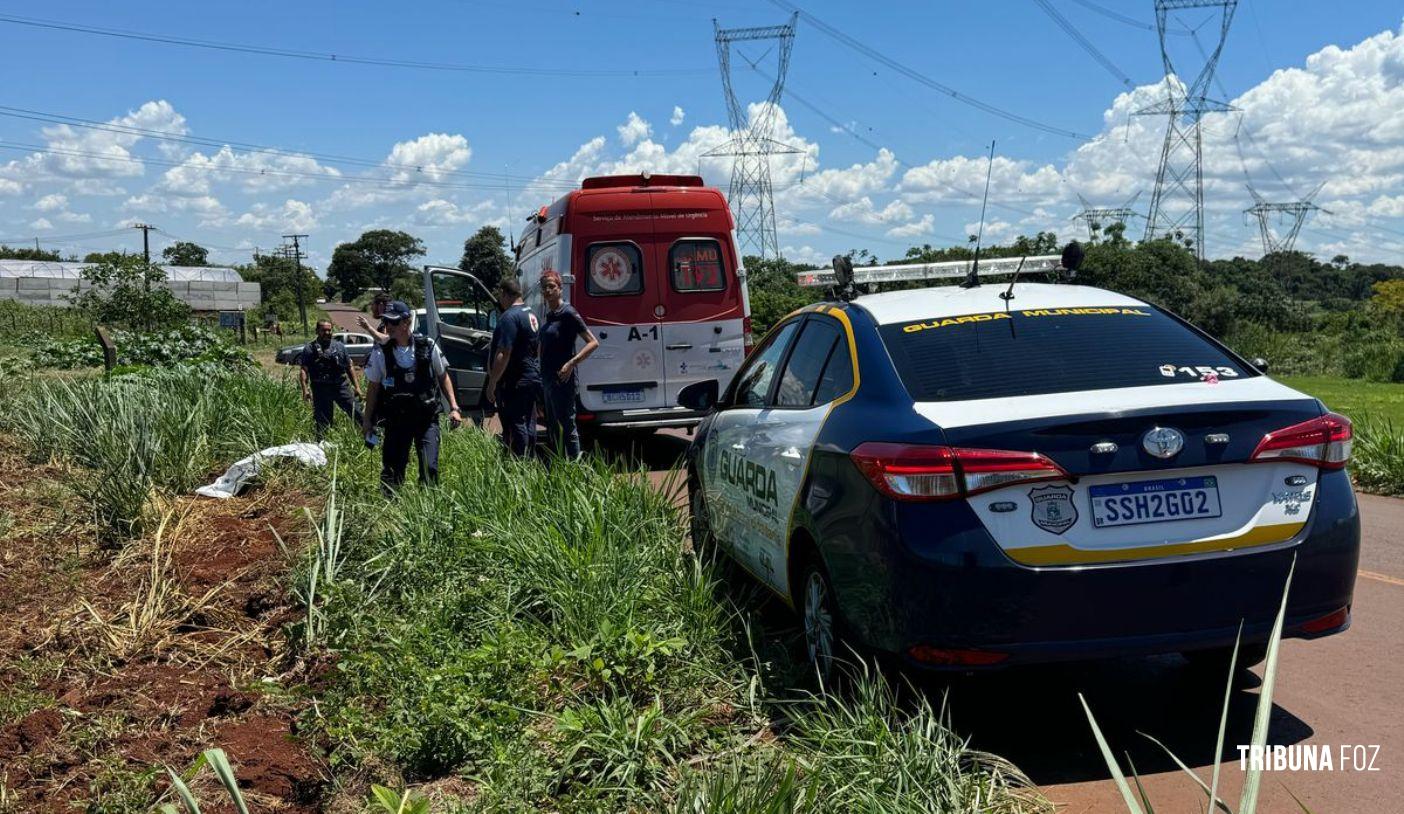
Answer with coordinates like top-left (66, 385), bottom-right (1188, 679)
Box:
top-left (383, 300), bottom-right (413, 322)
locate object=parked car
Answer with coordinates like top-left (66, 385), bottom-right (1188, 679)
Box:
top-left (275, 331), bottom-right (376, 366)
top-left (679, 279), bottom-right (1359, 678)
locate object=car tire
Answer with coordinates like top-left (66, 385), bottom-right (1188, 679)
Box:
top-left (798, 558), bottom-right (840, 686)
top-left (1182, 642), bottom-right (1269, 675)
top-left (688, 476), bottom-right (717, 559)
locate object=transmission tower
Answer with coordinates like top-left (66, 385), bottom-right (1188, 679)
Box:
top-left (1072, 192), bottom-right (1142, 241)
top-left (706, 14), bottom-right (801, 260)
top-left (1137, 1), bottom-right (1238, 262)
top-left (1244, 185), bottom-right (1327, 256)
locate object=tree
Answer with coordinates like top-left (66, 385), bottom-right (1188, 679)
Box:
top-left (161, 241), bottom-right (209, 266)
top-left (326, 230), bottom-right (425, 302)
top-left (83, 250), bottom-right (130, 264)
top-left (236, 254), bottom-right (323, 322)
top-left (459, 226), bottom-right (512, 291)
top-left (68, 255), bottom-right (190, 331)
top-left (0, 245), bottom-right (61, 261)
top-left (1372, 279), bottom-right (1404, 316)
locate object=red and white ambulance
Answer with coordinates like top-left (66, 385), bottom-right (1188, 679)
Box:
top-left (514, 173), bottom-right (752, 433)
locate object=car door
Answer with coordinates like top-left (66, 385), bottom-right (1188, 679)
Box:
top-left (421, 265), bottom-right (498, 415)
top-left (702, 317), bottom-right (802, 588)
top-left (655, 237), bottom-right (745, 409)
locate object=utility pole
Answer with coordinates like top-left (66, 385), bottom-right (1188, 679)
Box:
top-left (132, 223), bottom-right (156, 263)
top-left (1244, 185), bottom-right (1327, 257)
top-left (283, 233), bottom-right (310, 335)
top-left (1137, 1), bottom-right (1238, 263)
top-left (705, 14), bottom-right (801, 261)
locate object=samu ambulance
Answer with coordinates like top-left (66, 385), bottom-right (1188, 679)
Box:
top-left (513, 173), bottom-right (752, 433)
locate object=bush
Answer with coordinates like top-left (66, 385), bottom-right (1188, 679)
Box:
top-left (66, 255), bottom-right (191, 331)
top-left (32, 325), bottom-right (253, 371)
top-left (0, 300), bottom-right (93, 339)
top-left (1353, 417), bottom-right (1404, 496)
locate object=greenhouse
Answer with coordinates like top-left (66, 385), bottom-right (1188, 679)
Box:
top-left (0, 260), bottom-right (260, 311)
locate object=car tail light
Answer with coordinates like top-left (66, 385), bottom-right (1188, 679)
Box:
top-left (742, 316), bottom-right (755, 355)
top-left (578, 412), bottom-right (595, 423)
top-left (1299, 606), bottom-right (1349, 635)
top-left (1249, 413), bottom-right (1352, 469)
top-left (908, 644), bottom-right (1008, 666)
top-left (850, 442), bottom-right (1068, 502)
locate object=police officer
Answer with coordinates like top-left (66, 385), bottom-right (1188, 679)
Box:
top-left (361, 301), bottom-right (462, 491)
top-left (484, 278), bottom-right (541, 457)
top-left (299, 319), bottom-right (363, 439)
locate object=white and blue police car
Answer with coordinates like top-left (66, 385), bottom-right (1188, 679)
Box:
top-left (677, 253), bottom-right (1359, 676)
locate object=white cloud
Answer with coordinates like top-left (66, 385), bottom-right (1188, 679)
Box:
top-left (385, 133), bottom-right (472, 183)
top-left (670, 106), bottom-right (686, 127)
top-left (900, 155), bottom-right (1063, 205)
top-left (29, 218), bottom-right (53, 230)
top-left (38, 100), bottom-right (187, 180)
top-left (888, 215), bottom-right (936, 239)
top-left (617, 112), bottom-right (653, 147)
top-left (827, 196), bottom-right (913, 226)
top-left (0, 178), bottom-right (22, 196)
top-left (160, 146), bottom-right (340, 195)
top-left (234, 199), bottom-right (317, 232)
top-left (415, 198), bottom-right (497, 227)
top-left (34, 193), bottom-right (68, 212)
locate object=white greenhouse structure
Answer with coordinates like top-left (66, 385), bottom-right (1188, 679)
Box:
top-left (0, 260), bottom-right (260, 311)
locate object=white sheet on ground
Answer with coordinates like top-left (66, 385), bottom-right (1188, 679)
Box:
top-left (195, 442), bottom-right (328, 499)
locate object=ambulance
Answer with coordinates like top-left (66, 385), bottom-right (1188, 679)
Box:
top-left (513, 173), bottom-right (752, 433)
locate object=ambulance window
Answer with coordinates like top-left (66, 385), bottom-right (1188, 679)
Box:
top-left (732, 319), bottom-right (800, 408)
top-left (585, 242), bottom-right (644, 296)
top-left (775, 318), bottom-right (841, 407)
top-left (669, 239), bottom-right (727, 293)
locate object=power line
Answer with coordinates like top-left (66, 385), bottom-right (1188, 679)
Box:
top-left (0, 14), bottom-right (709, 78)
top-left (764, 0), bottom-right (1094, 140)
top-left (1030, 0), bottom-right (1136, 88)
top-left (0, 105), bottom-right (580, 189)
top-left (1064, 0), bottom-right (1186, 35)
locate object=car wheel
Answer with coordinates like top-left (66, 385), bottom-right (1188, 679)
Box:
top-left (688, 476), bottom-right (715, 557)
top-left (1182, 642), bottom-right (1269, 674)
top-left (800, 560), bottom-right (839, 684)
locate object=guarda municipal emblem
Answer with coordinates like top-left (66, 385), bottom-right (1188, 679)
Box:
top-left (1028, 484), bottom-right (1077, 535)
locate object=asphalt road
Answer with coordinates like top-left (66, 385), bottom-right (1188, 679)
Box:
top-left (622, 429), bottom-right (1402, 813)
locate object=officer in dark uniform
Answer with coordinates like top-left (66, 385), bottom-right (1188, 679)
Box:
top-left (361, 301), bottom-right (462, 491)
top-left (484, 278), bottom-right (541, 457)
top-left (299, 319), bottom-right (363, 439)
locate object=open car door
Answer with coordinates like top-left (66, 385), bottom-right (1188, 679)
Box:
top-left (421, 265), bottom-right (498, 418)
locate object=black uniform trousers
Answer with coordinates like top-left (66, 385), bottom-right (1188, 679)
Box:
top-left (497, 381), bottom-right (538, 458)
top-left (312, 381), bottom-right (361, 439)
top-left (381, 412), bottom-right (441, 492)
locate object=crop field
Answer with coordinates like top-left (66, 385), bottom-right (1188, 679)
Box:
top-left (0, 366), bottom-right (1051, 813)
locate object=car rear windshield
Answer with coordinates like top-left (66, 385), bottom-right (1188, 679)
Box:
top-left (879, 305), bottom-right (1254, 402)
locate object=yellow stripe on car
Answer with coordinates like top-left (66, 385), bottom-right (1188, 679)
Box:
top-left (1002, 521), bottom-right (1306, 566)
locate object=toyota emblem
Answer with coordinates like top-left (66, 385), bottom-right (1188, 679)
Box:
top-left (1142, 426), bottom-right (1185, 459)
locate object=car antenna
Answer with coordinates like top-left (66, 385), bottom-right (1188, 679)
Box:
top-left (999, 254), bottom-right (1028, 304)
top-left (961, 139), bottom-right (996, 289)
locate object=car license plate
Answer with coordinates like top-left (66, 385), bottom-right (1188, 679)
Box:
top-left (601, 388), bottom-right (645, 404)
top-left (1089, 476), bottom-right (1222, 528)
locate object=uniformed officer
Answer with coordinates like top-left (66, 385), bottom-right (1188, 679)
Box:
top-left (484, 278), bottom-right (541, 457)
top-left (299, 319), bottom-right (363, 439)
top-left (361, 301), bottom-right (462, 491)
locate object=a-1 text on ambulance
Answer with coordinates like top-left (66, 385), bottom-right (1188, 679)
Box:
top-left (514, 173), bottom-right (752, 433)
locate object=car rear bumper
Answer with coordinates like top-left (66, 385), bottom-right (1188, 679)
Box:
top-left (579, 405), bottom-right (708, 430)
top-left (821, 467), bottom-right (1360, 669)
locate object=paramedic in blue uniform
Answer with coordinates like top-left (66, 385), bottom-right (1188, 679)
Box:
top-left (299, 319), bottom-right (363, 439)
top-left (537, 270), bottom-right (598, 459)
top-left (361, 301), bottom-right (462, 491)
top-left (484, 278), bottom-right (541, 457)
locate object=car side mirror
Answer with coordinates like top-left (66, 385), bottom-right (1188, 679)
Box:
top-left (1250, 357), bottom-right (1269, 373)
top-left (678, 379), bottom-right (720, 412)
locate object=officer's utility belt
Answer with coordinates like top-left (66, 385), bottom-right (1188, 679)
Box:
top-left (381, 391), bottom-right (438, 422)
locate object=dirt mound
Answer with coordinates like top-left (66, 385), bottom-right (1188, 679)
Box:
top-left (0, 445), bottom-right (326, 812)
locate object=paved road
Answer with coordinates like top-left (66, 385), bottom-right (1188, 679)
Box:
top-left (626, 430), bottom-right (1402, 812)
top-left (321, 301), bottom-right (368, 333)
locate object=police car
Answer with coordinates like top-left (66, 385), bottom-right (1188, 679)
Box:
top-left (677, 250), bottom-right (1359, 676)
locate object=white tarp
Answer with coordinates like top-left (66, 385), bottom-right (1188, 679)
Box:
top-left (195, 442), bottom-right (327, 499)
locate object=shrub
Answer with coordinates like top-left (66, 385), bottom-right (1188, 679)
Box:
top-left (67, 255), bottom-right (191, 331)
top-left (32, 325), bottom-right (253, 371)
top-left (1353, 417), bottom-right (1404, 496)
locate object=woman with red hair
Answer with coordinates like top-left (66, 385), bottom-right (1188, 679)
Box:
top-left (538, 270), bottom-right (599, 459)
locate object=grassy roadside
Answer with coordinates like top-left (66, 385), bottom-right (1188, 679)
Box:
top-left (0, 366), bottom-right (1051, 813)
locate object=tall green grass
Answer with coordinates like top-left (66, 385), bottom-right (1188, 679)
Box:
top-left (2, 366), bottom-right (308, 540)
top-left (1352, 416), bottom-right (1404, 496)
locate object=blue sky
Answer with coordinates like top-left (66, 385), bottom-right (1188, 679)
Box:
top-left (2, 0), bottom-right (1403, 270)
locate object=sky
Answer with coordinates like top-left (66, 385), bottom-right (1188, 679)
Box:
top-left (1, 0), bottom-right (1403, 273)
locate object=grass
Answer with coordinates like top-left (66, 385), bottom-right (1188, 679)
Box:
top-left (1282, 375), bottom-right (1404, 425)
top-left (3, 365), bottom-right (1049, 812)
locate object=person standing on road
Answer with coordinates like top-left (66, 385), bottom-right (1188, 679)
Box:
top-left (361, 301), bottom-right (462, 491)
top-left (484, 278), bottom-right (541, 457)
top-left (299, 319), bottom-right (363, 439)
top-left (537, 270), bottom-right (598, 459)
